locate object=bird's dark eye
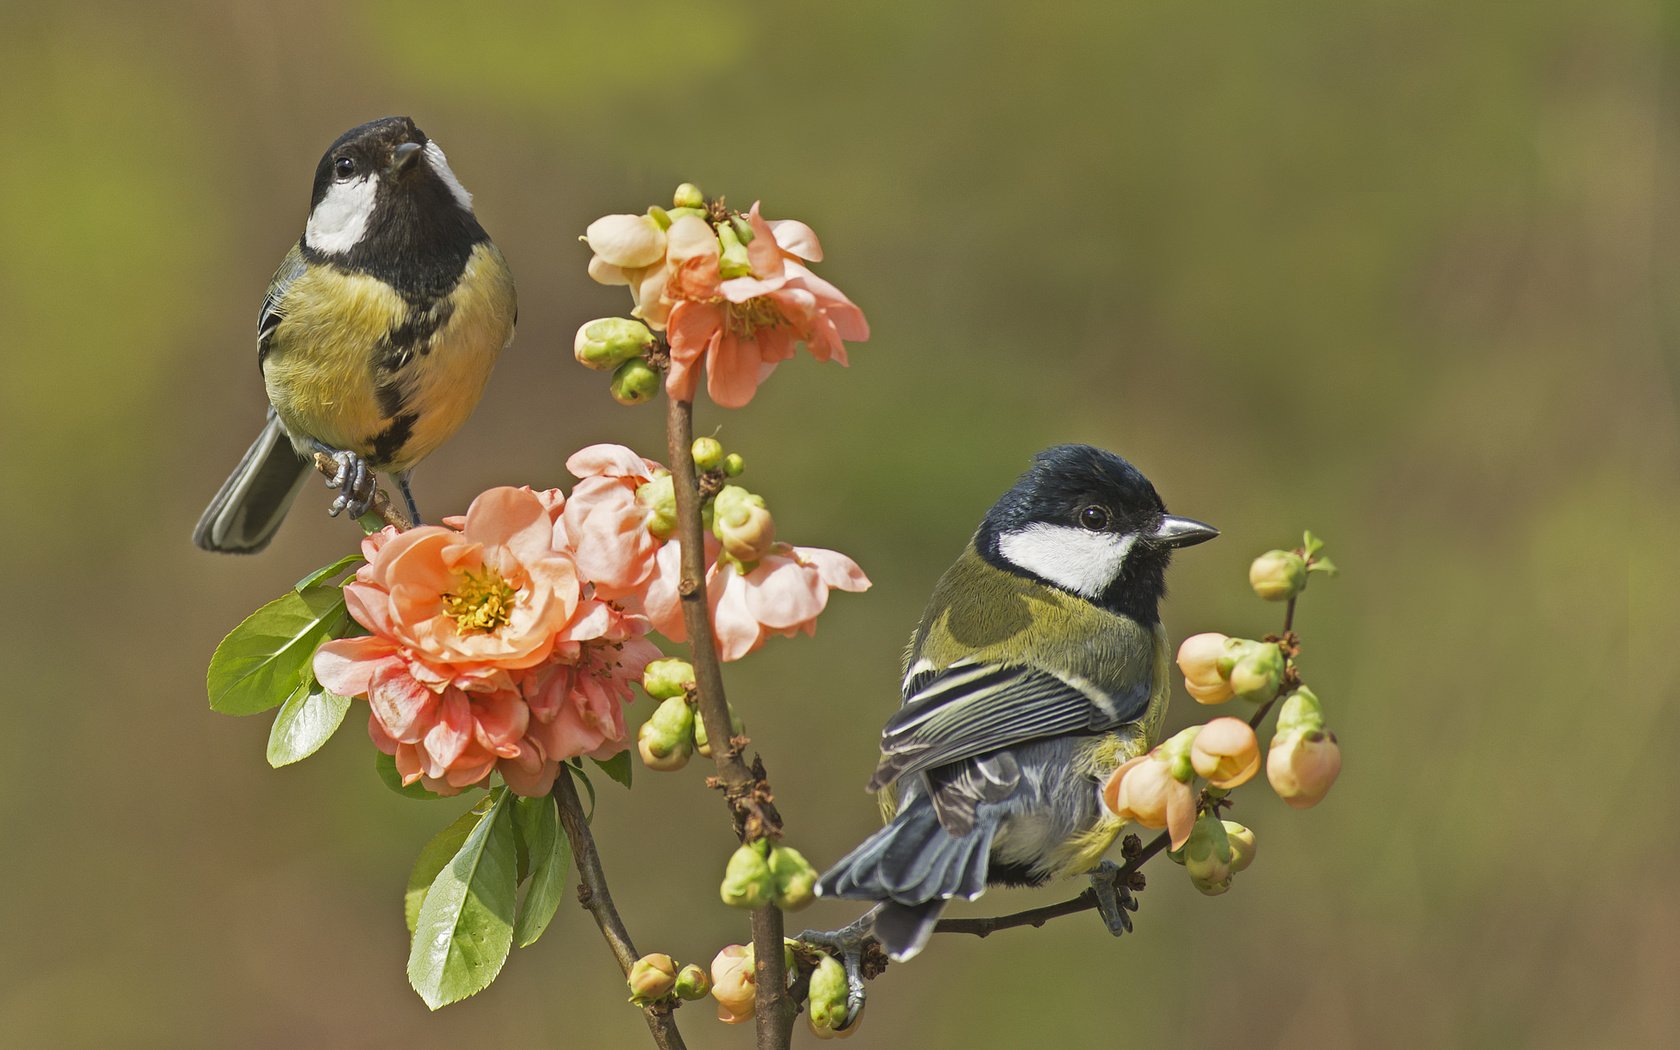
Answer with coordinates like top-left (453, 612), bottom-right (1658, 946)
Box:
top-left (1078, 505), bottom-right (1110, 531)
top-left (334, 156), bottom-right (356, 178)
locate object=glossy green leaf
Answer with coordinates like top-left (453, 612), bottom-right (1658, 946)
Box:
top-left (207, 585), bottom-right (349, 716)
top-left (376, 750), bottom-right (445, 800)
top-left (406, 802), bottom-right (490, 933)
top-left (265, 683), bottom-right (351, 768)
top-left (407, 788), bottom-right (517, 1010)
top-left (512, 794), bottom-right (569, 948)
top-left (592, 751), bottom-right (633, 789)
top-left (293, 551), bottom-right (365, 592)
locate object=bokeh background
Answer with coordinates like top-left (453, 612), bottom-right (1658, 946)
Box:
top-left (2, 1), bottom-right (1670, 1046)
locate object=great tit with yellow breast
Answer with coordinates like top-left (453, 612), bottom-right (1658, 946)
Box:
top-left (813, 444), bottom-right (1217, 966)
top-left (193, 116), bottom-right (516, 553)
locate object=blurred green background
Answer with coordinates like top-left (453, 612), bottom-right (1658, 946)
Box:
top-left (1, 0), bottom-right (1670, 1046)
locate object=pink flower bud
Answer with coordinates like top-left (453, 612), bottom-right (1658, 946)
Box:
top-left (1189, 717), bottom-right (1261, 788)
top-left (1177, 632), bottom-right (1234, 704)
top-left (664, 214), bottom-right (722, 301)
top-left (1267, 728), bottom-right (1341, 808)
top-left (627, 953), bottom-right (677, 1004)
top-left (710, 944), bottom-right (756, 1024)
top-left (585, 213), bottom-right (668, 269)
top-left (1100, 750), bottom-right (1197, 850)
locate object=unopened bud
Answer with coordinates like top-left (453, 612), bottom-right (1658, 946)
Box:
top-left (673, 182), bottom-right (705, 209)
top-left (720, 841), bottom-right (775, 909)
top-left (1189, 717), bottom-right (1261, 788)
top-left (768, 845), bottom-right (818, 911)
top-left (1223, 821), bottom-right (1256, 873)
top-left (1226, 642), bottom-right (1285, 703)
top-left (1249, 549), bottom-right (1308, 601)
top-left (694, 703), bottom-right (745, 758)
top-left (807, 955), bottom-right (850, 1034)
top-left (729, 213), bottom-right (756, 245)
top-left (641, 657), bottom-right (695, 701)
top-left (1267, 726), bottom-right (1341, 809)
top-left (1274, 686), bottom-right (1327, 735)
top-left (1183, 813), bottom-right (1234, 895)
top-left (636, 696), bottom-right (695, 771)
top-left (575, 317), bottom-right (654, 371)
top-left (585, 213), bottom-right (668, 269)
top-left (611, 358), bottom-right (662, 406)
top-left (710, 944), bottom-right (755, 1024)
top-left (713, 485), bottom-right (775, 563)
top-left (674, 963), bottom-right (710, 1001)
top-left (627, 953), bottom-right (677, 1004)
top-left (1177, 632), bottom-right (1234, 703)
top-left (717, 221), bottom-right (754, 279)
top-left (691, 436), bottom-right (725, 472)
top-left (722, 452), bottom-right (745, 477)
top-left (635, 474), bottom-right (678, 539)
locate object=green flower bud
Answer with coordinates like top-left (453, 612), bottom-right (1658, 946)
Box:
top-left (610, 357), bottom-right (662, 406)
top-left (636, 696), bottom-right (695, 771)
top-left (627, 953), bottom-right (678, 1004)
top-left (1160, 726), bottom-right (1202, 784)
top-left (768, 845), bottom-right (819, 911)
top-left (717, 221), bottom-right (754, 279)
top-left (713, 485), bottom-right (775, 563)
top-left (1274, 686), bottom-right (1327, 735)
top-left (642, 658), bottom-right (696, 701)
top-left (1249, 549), bottom-right (1308, 601)
top-left (635, 474), bottom-right (678, 539)
top-left (672, 182), bottom-right (705, 209)
top-left (575, 317), bottom-right (655, 371)
top-left (1183, 813), bottom-right (1234, 895)
top-left (674, 962), bottom-right (711, 1001)
top-left (729, 213), bottom-right (756, 245)
top-left (646, 205), bottom-right (673, 230)
top-left (1227, 643), bottom-right (1285, 703)
top-left (1222, 821), bottom-right (1256, 873)
top-left (666, 205), bottom-right (709, 222)
top-left (694, 702), bottom-right (745, 759)
top-left (722, 452), bottom-right (745, 477)
top-left (720, 841), bottom-right (775, 909)
top-left (691, 436), bottom-right (725, 472)
top-left (807, 955), bottom-right (849, 1033)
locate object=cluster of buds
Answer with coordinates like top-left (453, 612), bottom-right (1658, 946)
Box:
top-left (720, 839), bottom-right (819, 910)
top-left (709, 941), bottom-right (798, 1024)
top-left (1267, 687), bottom-right (1341, 808)
top-left (626, 953), bottom-right (712, 1006)
top-left (1102, 719), bottom-right (1262, 850)
top-left (1248, 530), bottom-right (1338, 602)
top-left (1169, 816), bottom-right (1257, 895)
top-left (634, 657), bottom-right (749, 771)
top-left (580, 183), bottom-right (868, 409)
top-left (1177, 632), bottom-right (1287, 705)
top-left (806, 954), bottom-right (861, 1039)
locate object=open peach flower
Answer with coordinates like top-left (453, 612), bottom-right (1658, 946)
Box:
top-left (1101, 749), bottom-right (1197, 850)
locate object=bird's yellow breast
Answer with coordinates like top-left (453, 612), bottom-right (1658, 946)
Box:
top-left (262, 241), bottom-right (515, 471)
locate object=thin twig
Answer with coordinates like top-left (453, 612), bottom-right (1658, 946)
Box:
top-left (553, 771), bottom-right (688, 1050)
top-left (933, 832), bottom-right (1170, 938)
top-left (309, 453), bottom-right (412, 531)
top-left (666, 394), bottom-right (795, 1049)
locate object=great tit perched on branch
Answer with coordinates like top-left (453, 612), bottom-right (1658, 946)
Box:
top-left (193, 116), bottom-right (516, 553)
top-left (813, 444), bottom-right (1217, 965)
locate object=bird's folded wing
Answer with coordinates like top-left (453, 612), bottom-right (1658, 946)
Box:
top-left (866, 663), bottom-right (1149, 792)
top-left (257, 244), bottom-right (307, 365)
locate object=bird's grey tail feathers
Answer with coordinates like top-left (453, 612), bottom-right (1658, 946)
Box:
top-left (816, 796), bottom-right (996, 962)
top-left (193, 412), bottom-right (309, 553)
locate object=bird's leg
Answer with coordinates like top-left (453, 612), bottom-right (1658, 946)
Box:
top-left (1088, 859), bottom-right (1139, 936)
top-left (394, 469), bottom-right (422, 525)
top-left (795, 907), bottom-right (878, 1032)
top-left (311, 442), bottom-right (377, 519)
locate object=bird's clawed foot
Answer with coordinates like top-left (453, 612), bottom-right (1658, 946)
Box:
top-left (796, 910), bottom-right (876, 1032)
top-left (1089, 859), bottom-right (1140, 936)
top-left (319, 448), bottom-right (376, 519)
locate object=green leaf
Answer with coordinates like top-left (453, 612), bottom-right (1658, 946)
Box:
top-left (376, 750), bottom-right (445, 800)
top-left (512, 794), bottom-right (569, 948)
top-left (207, 585), bottom-right (349, 716)
top-left (294, 551), bottom-right (365, 592)
top-left (592, 751), bottom-right (633, 789)
top-left (265, 683), bottom-right (351, 767)
top-left (407, 788), bottom-right (517, 1010)
top-left (1307, 556), bottom-right (1339, 576)
top-left (406, 803), bottom-right (491, 933)
top-left (1302, 531), bottom-right (1325, 559)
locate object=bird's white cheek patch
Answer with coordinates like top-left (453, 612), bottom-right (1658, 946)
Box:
top-left (424, 141), bottom-right (473, 211)
top-left (998, 525), bottom-right (1137, 599)
top-left (304, 175), bottom-right (378, 254)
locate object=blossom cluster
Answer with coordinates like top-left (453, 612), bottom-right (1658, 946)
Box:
top-left (581, 185), bottom-right (869, 408)
top-left (311, 444), bottom-right (867, 796)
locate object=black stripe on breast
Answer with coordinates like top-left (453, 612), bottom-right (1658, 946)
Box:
top-left (370, 412), bottom-right (419, 468)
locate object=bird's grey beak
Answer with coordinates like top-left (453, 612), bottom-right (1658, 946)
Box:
top-left (1153, 515), bottom-right (1219, 548)
top-left (388, 141), bottom-right (424, 175)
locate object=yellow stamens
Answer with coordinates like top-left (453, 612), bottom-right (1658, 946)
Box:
top-left (442, 566), bottom-right (518, 634)
top-left (725, 297), bottom-right (784, 337)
